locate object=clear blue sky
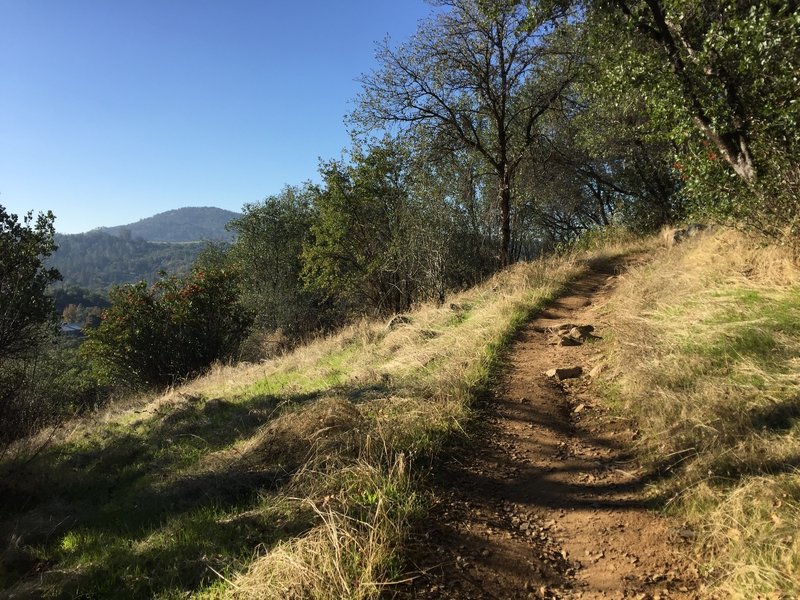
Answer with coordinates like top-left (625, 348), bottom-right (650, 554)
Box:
top-left (1, 0), bottom-right (431, 233)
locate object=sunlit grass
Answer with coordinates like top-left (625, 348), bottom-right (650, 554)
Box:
top-left (603, 228), bottom-right (800, 598)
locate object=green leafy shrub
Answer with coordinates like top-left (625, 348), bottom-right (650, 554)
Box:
top-left (83, 265), bottom-right (252, 388)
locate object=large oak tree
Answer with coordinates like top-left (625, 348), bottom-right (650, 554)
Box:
top-left (594, 0), bottom-right (798, 184)
top-left (355, 0), bottom-right (577, 266)
top-left (589, 0), bottom-right (800, 242)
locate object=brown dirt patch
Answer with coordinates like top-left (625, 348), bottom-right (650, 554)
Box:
top-left (396, 258), bottom-right (707, 599)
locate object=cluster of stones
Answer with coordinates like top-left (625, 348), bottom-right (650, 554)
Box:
top-left (547, 323), bottom-right (596, 347)
top-left (545, 323), bottom-right (603, 382)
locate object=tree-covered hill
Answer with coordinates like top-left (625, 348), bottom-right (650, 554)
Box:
top-left (48, 231), bottom-right (206, 291)
top-left (96, 206), bottom-right (241, 242)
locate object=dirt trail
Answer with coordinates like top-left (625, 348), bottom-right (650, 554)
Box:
top-left (398, 258), bottom-right (704, 599)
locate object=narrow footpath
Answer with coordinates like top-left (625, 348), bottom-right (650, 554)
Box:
top-left (398, 257), bottom-right (706, 600)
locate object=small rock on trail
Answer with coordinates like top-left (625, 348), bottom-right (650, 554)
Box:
top-left (545, 366), bottom-right (584, 381)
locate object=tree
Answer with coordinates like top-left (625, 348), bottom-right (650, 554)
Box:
top-left (0, 205), bottom-right (61, 450)
top-left (589, 0), bottom-right (800, 241)
top-left (571, 96), bottom-right (684, 232)
top-left (83, 264), bottom-right (251, 388)
top-left (406, 136), bottom-right (498, 292)
top-left (0, 206), bottom-right (61, 361)
top-left (302, 141), bottom-right (419, 315)
top-left (62, 304), bottom-right (79, 323)
top-left (594, 0), bottom-right (799, 183)
top-left (355, 0), bottom-right (577, 266)
top-left (512, 81), bottom-right (684, 243)
top-left (227, 186), bottom-right (331, 335)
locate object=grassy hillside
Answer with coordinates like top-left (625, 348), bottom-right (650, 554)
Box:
top-left (5, 228), bottom-right (797, 598)
top-left (601, 229), bottom-right (800, 598)
top-left (1, 238), bottom-right (645, 599)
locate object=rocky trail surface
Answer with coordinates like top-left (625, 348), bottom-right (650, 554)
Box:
top-left (397, 257), bottom-right (706, 599)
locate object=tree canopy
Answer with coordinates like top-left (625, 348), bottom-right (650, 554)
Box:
top-left (589, 0), bottom-right (800, 241)
top-left (354, 0), bottom-right (578, 265)
top-left (0, 206), bottom-right (61, 361)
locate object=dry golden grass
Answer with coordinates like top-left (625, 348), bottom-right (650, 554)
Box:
top-left (603, 228), bottom-right (800, 598)
top-left (238, 396), bottom-right (364, 470)
top-left (227, 457), bottom-right (415, 600)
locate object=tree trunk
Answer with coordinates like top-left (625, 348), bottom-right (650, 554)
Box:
top-left (499, 170), bottom-right (512, 267)
top-left (691, 117), bottom-right (756, 184)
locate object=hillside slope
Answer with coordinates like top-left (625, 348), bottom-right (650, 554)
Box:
top-left (4, 237), bottom-right (634, 598)
top-left (3, 229), bottom-right (796, 599)
top-left (98, 206), bottom-right (240, 242)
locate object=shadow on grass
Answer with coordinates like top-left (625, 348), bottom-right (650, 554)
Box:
top-left (748, 396), bottom-right (800, 433)
top-left (0, 376), bottom-right (397, 598)
top-left (637, 395), bottom-right (800, 503)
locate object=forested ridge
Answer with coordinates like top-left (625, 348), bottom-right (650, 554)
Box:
top-left (1, 0), bottom-right (798, 598)
top-left (47, 206), bottom-right (242, 293)
top-left (96, 206), bottom-right (240, 243)
top-left (49, 231), bottom-right (205, 291)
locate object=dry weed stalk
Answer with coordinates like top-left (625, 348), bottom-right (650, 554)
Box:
top-left (231, 457), bottom-right (413, 600)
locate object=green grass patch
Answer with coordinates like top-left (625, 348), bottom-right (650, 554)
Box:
top-left (37, 500), bottom-right (307, 600)
top-left (677, 287), bottom-right (800, 372)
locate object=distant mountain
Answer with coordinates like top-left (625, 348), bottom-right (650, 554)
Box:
top-left (49, 231), bottom-right (206, 291)
top-left (96, 206), bottom-right (241, 242)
